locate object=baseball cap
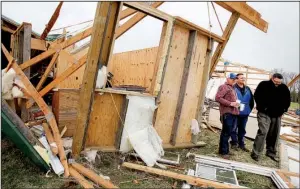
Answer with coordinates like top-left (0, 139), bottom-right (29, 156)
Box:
top-left (228, 73), bottom-right (237, 79)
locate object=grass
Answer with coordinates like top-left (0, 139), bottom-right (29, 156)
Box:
top-left (290, 102), bottom-right (299, 110)
top-left (2, 129), bottom-right (278, 188)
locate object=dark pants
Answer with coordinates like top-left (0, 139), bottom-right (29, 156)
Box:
top-left (219, 113), bottom-right (237, 155)
top-left (252, 112), bottom-right (281, 157)
top-left (230, 115), bottom-right (248, 148)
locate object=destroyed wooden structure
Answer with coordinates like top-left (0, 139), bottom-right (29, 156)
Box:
top-left (212, 58), bottom-right (271, 90)
top-left (2, 2), bottom-right (269, 158)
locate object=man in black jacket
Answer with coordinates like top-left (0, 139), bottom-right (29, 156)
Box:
top-left (251, 73), bottom-right (291, 161)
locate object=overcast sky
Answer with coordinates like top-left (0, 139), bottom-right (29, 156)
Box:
top-left (2, 2), bottom-right (299, 73)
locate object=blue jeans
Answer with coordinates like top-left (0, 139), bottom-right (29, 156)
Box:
top-left (230, 115), bottom-right (248, 148)
top-left (219, 113), bottom-right (237, 155)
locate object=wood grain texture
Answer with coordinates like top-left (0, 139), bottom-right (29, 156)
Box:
top-left (153, 24), bottom-right (189, 144)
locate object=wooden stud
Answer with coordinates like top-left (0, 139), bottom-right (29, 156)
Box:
top-left (36, 52), bottom-right (60, 91)
top-left (151, 20), bottom-right (174, 96)
top-left (71, 162), bottom-right (118, 188)
top-left (196, 39), bottom-right (214, 123)
top-left (2, 25), bottom-right (15, 33)
top-left (122, 162), bottom-right (241, 188)
top-left (69, 166), bottom-right (94, 189)
top-left (170, 30), bottom-right (197, 145)
top-left (210, 12), bottom-right (240, 76)
top-left (26, 53), bottom-right (87, 108)
top-left (120, 2), bottom-right (163, 20)
top-left (72, 2), bottom-right (122, 156)
top-left (123, 2), bottom-right (172, 21)
top-left (40, 2), bottom-right (63, 40)
top-left (42, 123), bottom-right (58, 155)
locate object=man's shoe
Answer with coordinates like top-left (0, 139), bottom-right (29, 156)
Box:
top-left (251, 153), bottom-right (259, 161)
top-left (239, 146), bottom-right (250, 152)
top-left (266, 153), bottom-right (279, 162)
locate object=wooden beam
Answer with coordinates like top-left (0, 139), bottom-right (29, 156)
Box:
top-left (26, 53), bottom-right (87, 108)
top-left (69, 166), bottom-right (94, 189)
top-left (120, 2), bottom-right (164, 20)
top-left (287, 74), bottom-right (300, 87)
top-left (196, 39), bottom-right (214, 123)
top-left (209, 12), bottom-right (240, 76)
top-left (174, 17), bottom-right (225, 43)
top-left (215, 2), bottom-right (268, 33)
top-left (42, 122), bottom-right (58, 155)
top-left (116, 2), bottom-right (165, 39)
top-left (124, 2), bottom-right (172, 21)
top-left (20, 48), bottom-right (56, 70)
top-left (40, 2), bottom-right (63, 40)
top-left (72, 2), bottom-right (122, 156)
top-left (71, 162), bottom-right (118, 188)
top-left (150, 20), bottom-right (174, 96)
top-left (36, 52), bottom-right (59, 91)
top-left (31, 38), bottom-right (47, 51)
top-left (122, 162), bottom-right (241, 188)
top-left (170, 31), bottom-right (197, 145)
top-left (1, 45), bottom-right (70, 177)
top-left (2, 25), bottom-right (15, 33)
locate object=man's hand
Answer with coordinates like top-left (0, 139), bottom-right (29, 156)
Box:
top-left (230, 102), bottom-right (240, 108)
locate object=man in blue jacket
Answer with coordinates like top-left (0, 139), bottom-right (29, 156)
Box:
top-left (231, 73), bottom-right (254, 152)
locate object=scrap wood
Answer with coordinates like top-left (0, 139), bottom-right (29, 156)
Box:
top-left (1, 43), bottom-right (69, 177)
top-left (122, 162), bottom-right (242, 188)
top-left (70, 162), bottom-right (118, 188)
top-left (25, 119), bottom-right (46, 127)
top-left (60, 126), bottom-right (67, 137)
top-left (277, 169), bottom-right (300, 178)
top-left (275, 171), bottom-right (295, 189)
top-left (40, 2), bottom-right (63, 40)
top-left (42, 123), bottom-right (58, 155)
top-left (69, 166), bottom-right (94, 189)
top-left (288, 156), bottom-right (300, 163)
top-left (280, 135), bottom-right (300, 143)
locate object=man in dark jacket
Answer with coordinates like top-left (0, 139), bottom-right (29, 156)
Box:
top-left (251, 73), bottom-right (291, 161)
top-left (231, 73), bottom-right (254, 152)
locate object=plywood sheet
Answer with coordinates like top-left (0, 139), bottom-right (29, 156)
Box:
top-left (56, 47), bottom-right (158, 90)
top-left (85, 93), bottom-right (125, 147)
top-left (176, 33), bottom-right (209, 143)
top-left (52, 90), bottom-right (125, 148)
top-left (153, 25), bottom-right (190, 144)
top-left (108, 47), bottom-right (158, 91)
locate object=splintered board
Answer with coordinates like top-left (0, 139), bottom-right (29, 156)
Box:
top-left (55, 47), bottom-right (158, 90)
top-left (153, 24), bottom-right (190, 144)
top-left (108, 47), bottom-right (158, 91)
top-left (176, 33), bottom-right (209, 144)
top-left (52, 89), bottom-right (125, 148)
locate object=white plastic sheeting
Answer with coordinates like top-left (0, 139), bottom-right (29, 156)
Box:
top-left (119, 95), bottom-right (164, 167)
top-left (95, 66), bottom-right (107, 89)
top-left (205, 78), bottom-right (226, 100)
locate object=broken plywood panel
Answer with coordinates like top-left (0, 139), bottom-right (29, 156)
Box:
top-left (176, 33), bottom-right (209, 144)
top-left (154, 24), bottom-right (190, 144)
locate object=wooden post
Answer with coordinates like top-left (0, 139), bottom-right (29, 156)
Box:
top-left (170, 31), bottom-right (197, 145)
top-left (72, 2), bottom-right (122, 156)
top-left (122, 162), bottom-right (241, 188)
top-left (209, 12), bottom-right (240, 76)
top-left (196, 39), bottom-right (214, 123)
top-left (71, 162), bottom-right (119, 188)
